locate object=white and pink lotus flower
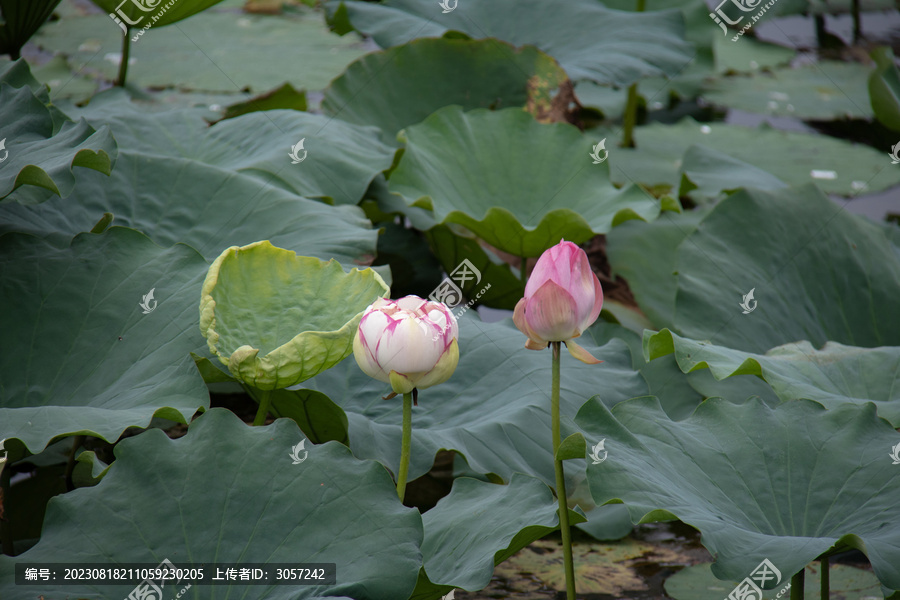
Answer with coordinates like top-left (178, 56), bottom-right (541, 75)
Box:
top-left (353, 295), bottom-right (459, 396)
top-left (513, 239), bottom-right (604, 364)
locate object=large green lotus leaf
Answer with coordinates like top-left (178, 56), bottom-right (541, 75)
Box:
top-left (424, 224), bottom-right (524, 310)
top-left (589, 322), bottom-right (705, 422)
top-left (370, 220), bottom-right (443, 299)
top-left (710, 35), bottom-right (795, 73)
top-left (605, 209), bottom-right (706, 330)
top-left (0, 0), bottom-right (61, 58)
top-left (266, 388), bottom-right (351, 444)
top-left (326, 0), bottom-right (692, 88)
top-left (702, 60), bottom-right (872, 120)
top-left (412, 474), bottom-right (566, 598)
top-left (200, 241), bottom-right (390, 389)
top-left (0, 84), bottom-right (117, 201)
top-left (594, 2), bottom-right (791, 108)
top-left (389, 106), bottom-right (663, 257)
top-left (198, 363), bottom-right (354, 445)
top-left (615, 1), bottom-right (713, 106)
top-left (576, 396), bottom-right (900, 589)
top-left (0, 58), bottom-right (51, 98)
top-left (62, 91), bottom-right (395, 205)
top-left (674, 185), bottom-right (900, 353)
top-left (366, 172), bottom-right (438, 231)
top-left (586, 321), bottom-right (774, 423)
top-left (0, 58), bottom-right (73, 136)
top-left (0, 408), bottom-right (424, 600)
top-left (598, 300), bottom-right (655, 337)
top-left (298, 316), bottom-right (643, 541)
top-left (322, 38), bottom-right (567, 143)
top-left (684, 366), bottom-right (781, 411)
top-left (678, 144), bottom-right (787, 202)
top-left (645, 328), bottom-right (900, 426)
top-left (602, 117), bottom-right (900, 196)
top-left (605, 4), bottom-right (783, 112)
top-left (883, 220), bottom-right (900, 259)
top-left (0, 227), bottom-right (209, 453)
top-left (299, 315), bottom-right (647, 490)
top-left (31, 6), bottom-right (369, 94)
top-left (574, 81), bottom-right (630, 120)
top-left (197, 363), bottom-right (614, 554)
top-left (0, 152), bottom-right (381, 264)
top-left (0, 90), bottom-right (384, 264)
top-left (766, 0), bottom-right (894, 14)
top-left (89, 0), bottom-right (224, 29)
top-left (637, 354), bottom-right (707, 420)
top-left (869, 46), bottom-right (900, 131)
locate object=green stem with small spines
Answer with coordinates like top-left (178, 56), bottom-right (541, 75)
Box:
top-left (621, 0), bottom-right (646, 149)
top-left (396, 392), bottom-right (413, 502)
top-left (253, 390), bottom-right (272, 426)
top-left (116, 32), bottom-right (131, 87)
top-left (551, 342), bottom-right (576, 600)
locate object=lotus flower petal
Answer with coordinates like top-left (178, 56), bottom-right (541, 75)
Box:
top-left (514, 240), bottom-right (604, 348)
top-left (353, 295), bottom-right (459, 394)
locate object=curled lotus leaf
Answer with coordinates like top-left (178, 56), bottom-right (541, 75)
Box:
top-left (200, 241), bottom-right (389, 389)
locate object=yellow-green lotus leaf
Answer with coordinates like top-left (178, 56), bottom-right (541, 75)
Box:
top-left (200, 241), bottom-right (389, 389)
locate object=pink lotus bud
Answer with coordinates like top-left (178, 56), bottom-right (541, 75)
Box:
top-left (353, 295), bottom-right (459, 394)
top-left (513, 240), bottom-right (603, 364)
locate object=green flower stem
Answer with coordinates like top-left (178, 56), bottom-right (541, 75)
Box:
top-left (621, 0), bottom-right (646, 149)
top-left (116, 33), bottom-right (131, 87)
top-left (520, 258), bottom-right (528, 283)
top-left (551, 341), bottom-right (576, 600)
top-left (814, 15), bottom-right (828, 49)
top-left (64, 435), bottom-right (86, 491)
top-left (0, 464), bottom-right (11, 556)
top-left (252, 389), bottom-right (273, 426)
top-left (791, 567), bottom-right (805, 600)
top-left (397, 392), bottom-right (413, 502)
top-left (821, 557), bottom-right (829, 600)
top-left (622, 83), bottom-right (639, 148)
